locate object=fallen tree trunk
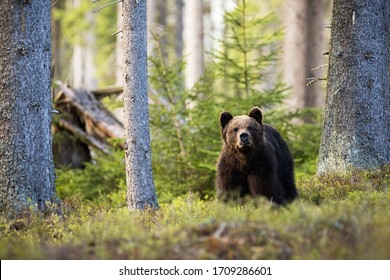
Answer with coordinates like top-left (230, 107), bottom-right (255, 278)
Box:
top-left (58, 119), bottom-right (110, 155)
top-left (91, 85), bottom-right (123, 99)
top-left (55, 81), bottom-right (124, 141)
top-left (52, 81), bottom-right (125, 168)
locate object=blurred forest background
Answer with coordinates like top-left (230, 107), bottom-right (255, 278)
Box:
top-left (52, 0), bottom-right (332, 205)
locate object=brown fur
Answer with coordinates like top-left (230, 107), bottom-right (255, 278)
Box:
top-left (216, 107), bottom-right (298, 204)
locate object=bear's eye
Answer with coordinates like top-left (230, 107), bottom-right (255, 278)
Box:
top-left (248, 126), bottom-right (254, 132)
top-left (233, 127), bottom-right (239, 133)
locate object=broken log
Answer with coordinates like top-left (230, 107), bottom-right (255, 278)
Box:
top-left (91, 85), bottom-right (123, 99)
top-left (55, 81), bottom-right (124, 141)
top-left (58, 119), bottom-right (110, 155)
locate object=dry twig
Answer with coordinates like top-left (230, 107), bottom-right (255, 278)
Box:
top-left (306, 77), bottom-right (327, 86)
top-left (92, 0), bottom-right (122, 13)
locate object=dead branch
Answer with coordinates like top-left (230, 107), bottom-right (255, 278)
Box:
top-left (92, 0), bottom-right (122, 13)
top-left (52, 0), bottom-right (61, 7)
top-left (212, 222), bottom-right (228, 239)
top-left (54, 81), bottom-right (124, 140)
top-left (58, 119), bottom-right (110, 155)
top-left (91, 85), bottom-right (123, 98)
top-left (112, 29), bottom-right (123, 36)
top-left (306, 77), bottom-right (327, 86)
top-left (311, 64), bottom-right (329, 71)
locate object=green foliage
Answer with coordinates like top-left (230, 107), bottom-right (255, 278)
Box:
top-left (55, 148), bottom-right (126, 207)
top-left (213, 4), bottom-right (284, 103)
top-left (270, 108), bottom-right (323, 174)
top-left (148, 48), bottom-right (222, 201)
top-left (298, 165), bottom-right (390, 205)
top-left (1, 167), bottom-right (390, 259)
top-left (53, 1), bottom-right (91, 46)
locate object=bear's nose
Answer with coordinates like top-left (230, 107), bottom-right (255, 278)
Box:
top-left (240, 132), bottom-right (249, 142)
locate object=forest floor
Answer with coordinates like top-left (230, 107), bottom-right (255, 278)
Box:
top-left (1, 166), bottom-right (389, 260)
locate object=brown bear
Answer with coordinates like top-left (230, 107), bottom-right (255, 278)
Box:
top-left (216, 107), bottom-right (298, 204)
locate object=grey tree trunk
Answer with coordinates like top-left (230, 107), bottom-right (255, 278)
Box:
top-left (317, 0), bottom-right (390, 175)
top-left (122, 0), bottom-right (159, 210)
top-left (175, 0), bottom-right (184, 60)
top-left (0, 0), bottom-right (60, 216)
top-left (283, 0), bottom-right (326, 108)
top-left (155, 0), bottom-right (167, 57)
top-left (184, 0), bottom-right (204, 89)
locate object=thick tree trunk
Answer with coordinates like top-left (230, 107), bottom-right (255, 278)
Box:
top-left (0, 1), bottom-right (60, 216)
top-left (122, 0), bottom-right (159, 210)
top-left (317, 0), bottom-right (390, 175)
top-left (184, 0), bottom-right (204, 89)
top-left (283, 0), bottom-right (326, 108)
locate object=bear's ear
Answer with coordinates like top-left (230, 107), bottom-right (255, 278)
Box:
top-left (220, 112), bottom-right (233, 128)
top-left (248, 107), bottom-right (262, 124)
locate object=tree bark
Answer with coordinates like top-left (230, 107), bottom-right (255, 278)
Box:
top-left (122, 0), bottom-right (159, 210)
top-left (317, 0), bottom-right (390, 175)
top-left (283, 0), bottom-right (326, 108)
top-left (0, 0), bottom-right (60, 216)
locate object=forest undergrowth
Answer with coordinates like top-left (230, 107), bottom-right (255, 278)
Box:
top-left (1, 165), bottom-right (389, 260)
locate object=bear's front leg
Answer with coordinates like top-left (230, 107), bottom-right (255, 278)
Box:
top-left (217, 169), bottom-right (248, 201)
top-left (247, 175), bottom-right (266, 197)
top-left (247, 174), bottom-right (285, 204)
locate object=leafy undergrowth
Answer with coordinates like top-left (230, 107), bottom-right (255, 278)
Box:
top-left (1, 166), bottom-right (389, 260)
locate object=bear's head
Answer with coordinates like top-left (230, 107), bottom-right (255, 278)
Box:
top-left (220, 107), bottom-right (263, 153)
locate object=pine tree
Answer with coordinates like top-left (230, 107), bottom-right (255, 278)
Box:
top-left (0, 0), bottom-right (60, 216)
top-left (122, 0), bottom-right (159, 210)
top-left (317, 0), bottom-right (390, 174)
